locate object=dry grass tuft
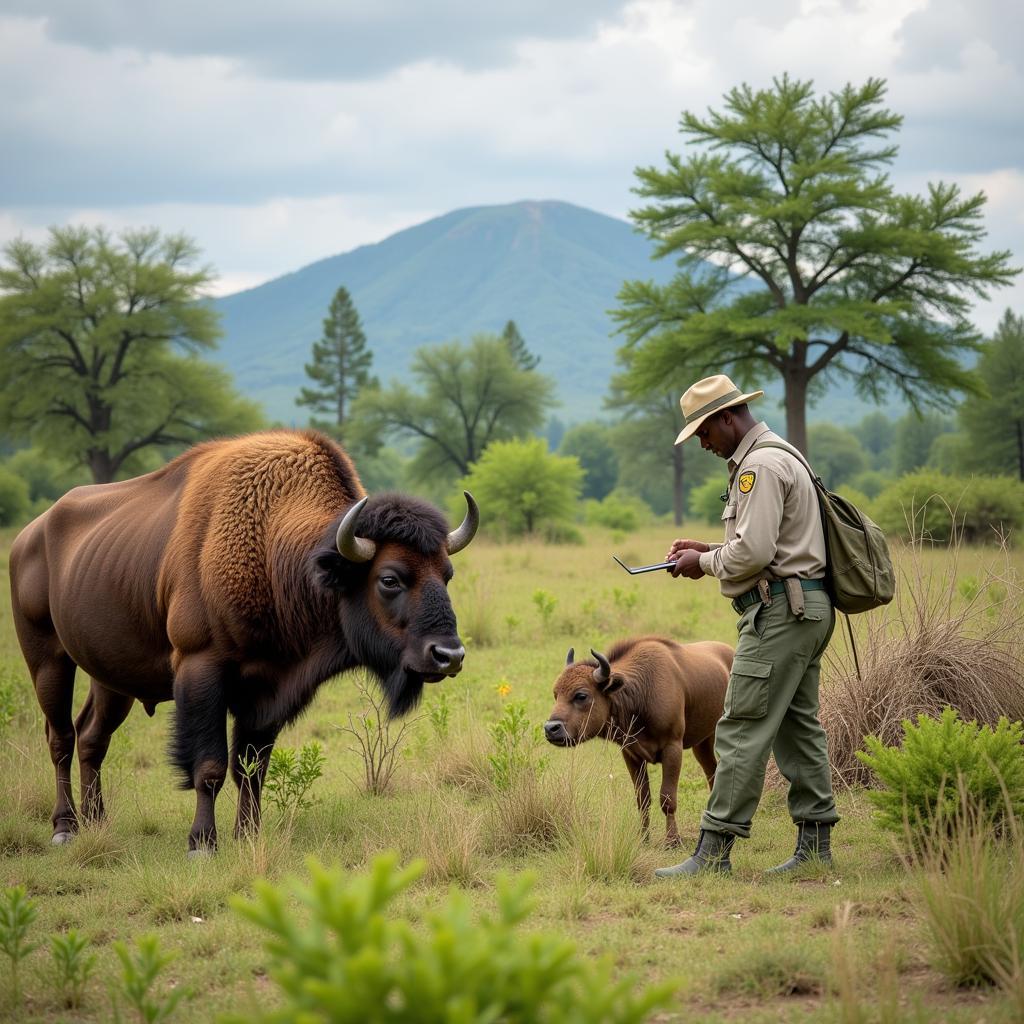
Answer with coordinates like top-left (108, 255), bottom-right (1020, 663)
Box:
top-left (818, 528), bottom-right (1024, 788)
top-left (413, 785), bottom-right (485, 885)
top-left (485, 770), bottom-right (578, 856)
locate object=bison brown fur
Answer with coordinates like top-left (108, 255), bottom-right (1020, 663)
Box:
top-left (544, 635), bottom-right (732, 847)
top-left (9, 430), bottom-right (477, 854)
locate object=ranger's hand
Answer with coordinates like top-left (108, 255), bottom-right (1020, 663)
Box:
top-left (665, 538), bottom-right (711, 561)
top-left (669, 549), bottom-right (706, 579)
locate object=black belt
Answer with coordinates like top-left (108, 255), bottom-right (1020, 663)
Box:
top-left (731, 578), bottom-right (827, 614)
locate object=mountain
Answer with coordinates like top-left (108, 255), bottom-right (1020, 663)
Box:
top-left (212, 198), bottom-right (890, 429)
top-left (212, 200), bottom-right (681, 425)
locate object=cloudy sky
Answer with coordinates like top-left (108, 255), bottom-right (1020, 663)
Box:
top-left (2, 0), bottom-right (1022, 329)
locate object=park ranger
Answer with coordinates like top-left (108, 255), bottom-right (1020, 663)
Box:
top-left (655, 374), bottom-right (838, 878)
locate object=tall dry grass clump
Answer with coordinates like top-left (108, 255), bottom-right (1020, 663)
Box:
top-left (909, 797), bottom-right (1024, 1014)
top-left (820, 523), bottom-right (1024, 788)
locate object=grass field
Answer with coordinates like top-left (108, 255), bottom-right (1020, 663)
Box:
top-left (1, 521), bottom-right (1022, 1023)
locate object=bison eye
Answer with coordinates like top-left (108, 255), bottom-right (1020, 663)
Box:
top-left (379, 575), bottom-right (402, 592)
top-left (573, 691), bottom-right (589, 704)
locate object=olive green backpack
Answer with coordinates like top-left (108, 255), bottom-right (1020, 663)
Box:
top-left (749, 441), bottom-right (895, 615)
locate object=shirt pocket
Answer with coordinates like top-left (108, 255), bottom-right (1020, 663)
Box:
top-left (721, 503), bottom-right (737, 522)
top-left (724, 656), bottom-right (772, 719)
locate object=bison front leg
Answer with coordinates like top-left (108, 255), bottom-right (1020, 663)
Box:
top-left (659, 743), bottom-right (683, 848)
top-left (230, 716), bottom-right (279, 840)
top-left (171, 656), bottom-right (229, 856)
top-left (621, 748), bottom-right (652, 841)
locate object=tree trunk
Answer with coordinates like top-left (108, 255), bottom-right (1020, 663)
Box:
top-left (672, 444), bottom-right (684, 526)
top-left (88, 449), bottom-right (115, 484)
top-left (783, 373), bottom-right (809, 454)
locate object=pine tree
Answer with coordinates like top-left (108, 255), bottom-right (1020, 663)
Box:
top-left (297, 286), bottom-right (374, 435)
top-left (501, 320), bottom-right (540, 371)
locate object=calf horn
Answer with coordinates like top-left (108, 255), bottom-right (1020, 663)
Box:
top-left (566, 647), bottom-right (575, 665)
top-left (336, 496), bottom-right (377, 563)
top-left (591, 649), bottom-right (611, 685)
top-left (446, 491), bottom-right (480, 555)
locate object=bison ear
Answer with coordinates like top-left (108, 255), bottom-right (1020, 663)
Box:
top-left (598, 673), bottom-right (625, 696)
top-left (313, 549), bottom-right (359, 591)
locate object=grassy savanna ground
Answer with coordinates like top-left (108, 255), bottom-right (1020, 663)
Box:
top-left (1, 521), bottom-right (1023, 1023)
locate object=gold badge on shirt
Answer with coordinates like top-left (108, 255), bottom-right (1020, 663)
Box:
top-left (738, 471), bottom-right (756, 494)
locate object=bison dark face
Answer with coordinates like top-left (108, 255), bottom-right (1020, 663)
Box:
top-left (543, 647), bottom-right (624, 747)
top-left (316, 491), bottom-right (478, 717)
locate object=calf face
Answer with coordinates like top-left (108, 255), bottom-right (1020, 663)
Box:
top-left (543, 648), bottom-right (624, 746)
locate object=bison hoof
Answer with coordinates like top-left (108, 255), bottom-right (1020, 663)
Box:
top-left (187, 846), bottom-right (215, 860)
top-left (51, 831), bottom-right (75, 846)
top-left (665, 835), bottom-right (684, 850)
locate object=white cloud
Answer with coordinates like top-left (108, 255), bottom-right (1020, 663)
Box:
top-left (0, 0), bottom-right (1020, 304)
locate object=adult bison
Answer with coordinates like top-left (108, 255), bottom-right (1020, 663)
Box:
top-left (543, 637), bottom-right (732, 846)
top-left (10, 431), bottom-right (478, 854)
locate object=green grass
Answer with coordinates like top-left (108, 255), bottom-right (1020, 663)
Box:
top-left (2, 523), bottom-right (1024, 1022)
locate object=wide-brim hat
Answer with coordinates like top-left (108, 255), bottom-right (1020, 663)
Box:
top-left (674, 374), bottom-right (764, 445)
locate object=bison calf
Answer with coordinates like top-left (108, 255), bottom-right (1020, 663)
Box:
top-left (543, 636), bottom-right (732, 847)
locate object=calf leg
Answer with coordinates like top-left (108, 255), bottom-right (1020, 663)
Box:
top-left (621, 748), bottom-right (652, 840)
top-left (230, 715), bottom-right (280, 839)
top-left (171, 655), bottom-right (229, 855)
top-left (692, 735), bottom-right (717, 789)
top-left (32, 654), bottom-right (79, 843)
top-left (75, 682), bottom-right (135, 822)
top-left (659, 743), bottom-right (683, 848)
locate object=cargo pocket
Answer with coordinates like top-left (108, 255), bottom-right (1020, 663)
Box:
top-left (724, 657), bottom-right (772, 719)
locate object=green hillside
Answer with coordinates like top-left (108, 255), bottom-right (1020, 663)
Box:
top-left (212, 200), bottom-right (683, 425)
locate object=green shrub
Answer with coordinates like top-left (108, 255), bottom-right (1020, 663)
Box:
top-left (227, 853), bottom-right (676, 1024)
top-left (112, 934), bottom-right (189, 1022)
top-left (857, 708), bottom-right (1024, 836)
top-left (847, 469), bottom-right (892, 499)
top-left (0, 465), bottom-right (31, 527)
top-left (872, 471), bottom-right (1024, 542)
top-left (583, 490), bottom-right (652, 531)
top-left (0, 885), bottom-right (38, 1008)
top-left (488, 700), bottom-right (544, 791)
top-left (51, 929), bottom-right (96, 1010)
top-left (460, 438), bottom-right (583, 538)
top-left (688, 476), bottom-right (727, 524)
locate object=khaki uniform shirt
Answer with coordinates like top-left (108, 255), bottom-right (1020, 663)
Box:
top-left (697, 422), bottom-right (826, 599)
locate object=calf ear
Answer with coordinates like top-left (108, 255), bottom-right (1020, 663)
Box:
top-left (598, 673), bottom-right (625, 696)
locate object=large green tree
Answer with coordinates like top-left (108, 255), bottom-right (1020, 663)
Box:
top-left (0, 226), bottom-right (263, 483)
top-left (614, 76), bottom-right (1018, 453)
top-left (558, 422), bottom-right (618, 500)
top-left (349, 334), bottom-right (555, 481)
top-left (296, 285), bottom-right (375, 437)
top-left (960, 310), bottom-right (1024, 480)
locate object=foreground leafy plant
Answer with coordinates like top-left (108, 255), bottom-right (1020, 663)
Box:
top-left (0, 885), bottom-right (38, 1008)
top-left (111, 934), bottom-right (189, 1023)
top-left (857, 707), bottom-right (1024, 837)
top-left (229, 852), bottom-right (676, 1023)
top-left (51, 929), bottom-right (97, 1009)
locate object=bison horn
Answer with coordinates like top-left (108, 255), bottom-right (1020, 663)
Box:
top-left (591, 649), bottom-right (611, 685)
top-left (446, 491), bottom-right (479, 555)
top-left (336, 496), bottom-right (377, 563)
top-left (566, 647), bottom-right (575, 665)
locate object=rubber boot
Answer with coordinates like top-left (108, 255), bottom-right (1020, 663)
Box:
top-left (766, 821), bottom-right (833, 875)
top-left (654, 828), bottom-right (735, 877)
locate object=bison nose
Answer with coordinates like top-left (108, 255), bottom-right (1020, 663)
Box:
top-left (429, 644), bottom-right (465, 674)
top-left (544, 720), bottom-right (566, 741)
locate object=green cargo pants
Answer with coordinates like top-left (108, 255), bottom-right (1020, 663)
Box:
top-left (701, 588), bottom-right (839, 839)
